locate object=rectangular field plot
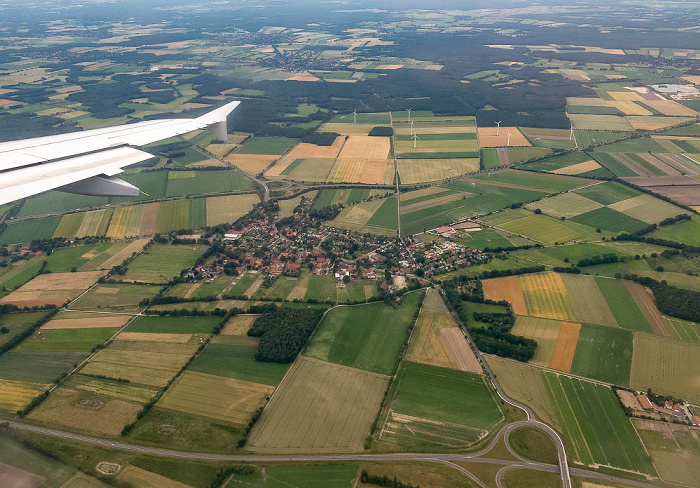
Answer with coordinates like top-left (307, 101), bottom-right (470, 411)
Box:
top-left (477, 127), bottom-right (531, 148)
top-left (69, 283), bottom-right (159, 312)
top-left (482, 276), bottom-right (527, 315)
top-left (405, 288), bottom-right (480, 373)
top-left (164, 170), bottom-right (254, 197)
top-left (397, 158), bottom-right (479, 184)
top-left (82, 341), bottom-right (197, 387)
top-left (635, 420), bottom-right (700, 487)
top-left (543, 373), bottom-right (656, 475)
top-left (0, 312), bottom-right (46, 346)
top-left (206, 194), bottom-right (259, 226)
top-left (0, 379), bottom-right (50, 411)
top-left (609, 194), bottom-right (684, 224)
top-left (106, 205), bottom-right (145, 239)
top-left (120, 244), bottom-right (207, 283)
top-left (570, 324), bottom-right (633, 386)
top-left (472, 170), bottom-right (586, 193)
top-left (511, 317), bottom-right (562, 367)
top-left (0, 271), bottom-right (105, 308)
top-left (16, 327), bottom-right (116, 352)
top-left (124, 315), bottom-right (219, 335)
top-left (520, 273), bottom-right (576, 321)
top-left (571, 207), bottom-right (648, 233)
top-left (569, 114), bottom-right (633, 131)
top-left (158, 371), bottom-right (273, 425)
top-left (0, 217), bottom-right (62, 245)
top-left (189, 343), bottom-right (289, 386)
top-left (525, 192), bottom-right (602, 219)
top-left (381, 362), bottom-right (502, 450)
top-left (247, 357), bottom-right (389, 453)
top-left (668, 318), bottom-right (700, 343)
top-left (304, 291), bottom-right (423, 375)
top-left (561, 274), bottom-right (617, 326)
top-left (631, 333), bottom-right (700, 404)
top-left (0, 351), bottom-right (87, 383)
top-left (595, 278), bottom-right (653, 332)
top-left (498, 213), bottom-right (580, 245)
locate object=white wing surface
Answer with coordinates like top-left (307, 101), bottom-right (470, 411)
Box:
top-left (0, 100), bottom-right (240, 205)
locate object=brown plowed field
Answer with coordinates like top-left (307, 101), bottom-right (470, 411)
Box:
top-left (637, 153), bottom-right (681, 176)
top-left (482, 276), bottom-right (527, 315)
top-left (548, 322), bottom-right (581, 372)
top-left (625, 282), bottom-right (671, 336)
top-left (496, 147), bottom-right (510, 166)
top-left (611, 153), bottom-right (653, 176)
top-left (116, 332), bottom-right (192, 343)
top-left (0, 271), bottom-right (104, 307)
top-left (654, 153), bottom-right (700, 176)
top-left (139, 202), bottom-right (159, 235)
top-left (440, 328), bottom-right (482, 374)
top-left (523, 129), bottom-right (571, 140)
top-left (622, 175), bottom-right (700, 187)
top-left (648, 185), bottom-right (700, 205)
top-left (400, 193), bottom-right (466, 214)
top-left (41, 316), bottom-right (129, 329)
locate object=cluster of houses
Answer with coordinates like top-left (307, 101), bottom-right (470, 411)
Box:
top-left (636, 392), bottom-right (700, 426)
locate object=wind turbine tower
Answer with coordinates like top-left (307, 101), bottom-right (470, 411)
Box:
top-left (407, 108), bottom-right (412, 122)
top-left (570, 125), bottom-right (578, 148)
top-left (507, 131), bottom-right (511, 147)
top-left (496, 120), bottom-right (502, 136)
top-left (412, 134), bottom-right (420, 149)
top-left (410, 120), bottom-right (415, 136)
top-left (353, 109), bottom-right (357, 124)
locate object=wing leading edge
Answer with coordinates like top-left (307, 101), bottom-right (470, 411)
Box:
top-left (0, 100), bottom-right (240, 206)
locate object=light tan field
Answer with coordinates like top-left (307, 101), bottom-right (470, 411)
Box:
top-left (398, 158), bottom-right (479, 184)
top-left (248, 357), bottom-right (389, 453)
top-left (625, 282), bottom-right (671, 336)
top-left (116, 466), bottom-right (191, 488)
top-left (338, 136), bottom-right (391, 159)
top-left (609, 101), bottom-right (651, 116)
top-left (225, 154), bottom-right (278, 175)
top-left (548, 322), bottom-right (581, 372)
top-left (220, 314), bottom-right (258, 335)
top-left (400, 193), bottom-right (466, 214)
top-left (0, 462), bottom-right (45, 488)
top-left (609, 194), bottom-right (683, 224)
top-left (329, 158), bottom-right (392, 184)
top-left (106, 205), bottom-right (144, 239)
top-left (481, 276), bottom-right (527, 315)
top-left (561, 273), bottom-right (617, 326)
top-left (485, 356), bottom-right (559, 428)
top-left (627, 116), bottom-right (693, 130)
top-left (394, 125), bottom-right (477, 135)
top-left (329, 199), bottom-right (387, 233)
top-left (41, 316), bottom-right (130, 330)
top-left (28, 388), bottom-right (141, 437)
top-left (288, 137), bottom-right (345, 159)
top-left (406, 288), bottom-right (460, 370)
top-left (439, 328), bottom-right (482, 374)
top-left (643, 100), bottom-right (699, 116)
top-left (100, 238), bottom-right (151, 269)
top-left (285, 272), bottom-right (311, 301)
top-left (319, 122), bottom-right (376, 135)
top-left (609, 91), bottom-right (645, 102)
top-left (244, 274), bottom-right (265, 298)
top-left (566, 97), bottom-right (610, 107)
top-left (477, 127), bottom-right (530, 148)
top-left (206, 194), bottom-right (260, 226)
top-left (552, 160), bottom-right (602, 175)
top-left (0, 271), bottom-right (105, 307)
top-left (116, 332), bottom-right (192, 343)
top-left (159, 371), bottom-right (273, 425)
top-left (0, 379), bottom-right (49, 411)
top-left (511, 316), bottom-right (562, 367)
top-left (139, 203), bottom-right (159, 236)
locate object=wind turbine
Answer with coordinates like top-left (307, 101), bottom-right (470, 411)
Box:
top-left (569, 125), bottom-right (574, 141)
top-left (412, 134), bottom-right (420, 149)
top-left (495, 120), bottom-right (502, 136)
top-left (353, 109), bottom-right (357, 124)
top-left (506, 131), bottom-right (511, 147)
top-left (407, 108), bottom-right (412, 122)
top-left (410, 120), bottom-right (415, 136)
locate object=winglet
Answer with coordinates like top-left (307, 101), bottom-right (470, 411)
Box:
top-left (196, 100), bottom-right (240, 142)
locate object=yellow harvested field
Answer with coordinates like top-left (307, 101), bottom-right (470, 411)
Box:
top-left (401, 187), bottom-right (448, 200)
top-left (225, 154), bottom-right (278, 175)
top-left (398, 159), bottom-right (479, 184)
top-left (0, 271), bottom-right (105, 308)
top-left (440, 328), bottom-right (482, 374)
top-left (477, 127), bottom-right (531, 147)
top-left (28, 388), bottom-right (141, 437)
top-left (106, 205), bottom-right (144, 239)
top-left (485, 356), bottom-right (559, 429)
top-left (41, 316), bottom-right (129, 330)
top-left (683, 75), bottom-right (700, 85)
top-left (566, 97), bottom-right (611, 107)
top-left (520, 272), bottom-right (576, 321)
top-left (338, 136), bottom-right (391, 159)
top-left (395, 125), bottom-right (477, 135)
top-left (206, 194), bottom-right (260, 226)
top-left (482, 276), bottom-right (527, 315)
top-left (116, 332), bottom-right (192, 343)
top-left (551, 160), bottom-right (601, 175)
top-left (0, 379), bottom-right (49, 411)
top-left (286, 73), bottom-right (320, 81)
top-left (627, 116), bottom-right (693, 131)
top-left (139, 203), bottom-right (159, 236)
top-left (77, 209), bottom-right (111, 238)
top-left (406, 288), bottom-right (459, 370)
top-left (609, 101), bottom-right (652, 116)
top-left (548, 322), bottom-right (581, 372)
top-left (609, 194), bottom-right (683, 224)
top-left (319, 122), bottom-right (376, 135)
top-left (159, 371), bottom-right (274, 425)
top-left (116, 466), bottom-right (191, 488)
top-left (286, 137), bottom-right (345, 159)
top-left (329, 158), bottom-right (391, 184)
top-left (608, 91), bottom-right (645, 101)
top-left (220, 314), bottom-right (258, 335)
top-left (642, 100), bottom-right (699, 117)
top-left (101, 238), bottom-right (150, 269)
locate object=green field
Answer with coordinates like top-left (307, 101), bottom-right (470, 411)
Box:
top-left (0, 216), bottom-right (62, 244)
top-left (574, 181), bottom-right (640, 205)
top-left (571, 207), bottom-right (647, 233)
top-left (189, 198), bottom-right (207, 229)
top-left (472, 171), bottom-right (584, 193)
top-left (570, 324), bottom-right (633, 386)
top-left (0, 312), bottom-right (45, 346)
top-left (498, 213), bottom-right (580, 245)
top-left (0, 351), bottom-right (87, 383)
top-left (124, 315), bottom-right (219, 334)
top-left (189, 343), bottom-right (289, 386)
top-left (123, 244), bottom-right (207, 282)
top-left (165, 170), bottom-right (254, 196)
top-left (0, 258), bottom-right (44, 296)
top-left (0, 436), bottom-right (77, 488)
top-left (367, 197), bottom-right (398, 230)
top-left (43, 245), bottom-right (95, 273)
top-left (303, 274), bottom-right (337, 302)
top-left (522, 151), bottom-right (591, 172)
top-left (595, 278), bottom-right (652, 332)
top-left (68, 283), bottom-right (160, 312)
top-left (304, 291), bottom-right (423, 375)
top-left (228, 272), bottom-right (259, 296)
top-left (237, 136), bottom-right (298, 155)
top-left (16, 327), bottom-right (116, 352)
top-left (544, 373), bottom-right (655, 474)
top-left (16, 192), bottom-right (109, 218)
top-left (156, 199), bottom-right (189, 233)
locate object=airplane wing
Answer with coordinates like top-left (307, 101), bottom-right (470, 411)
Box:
top-left (0, 100), bottom-right (240, 206)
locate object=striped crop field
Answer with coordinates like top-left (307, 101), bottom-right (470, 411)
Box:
top-left (520, 272), bottom-right (576, 321)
